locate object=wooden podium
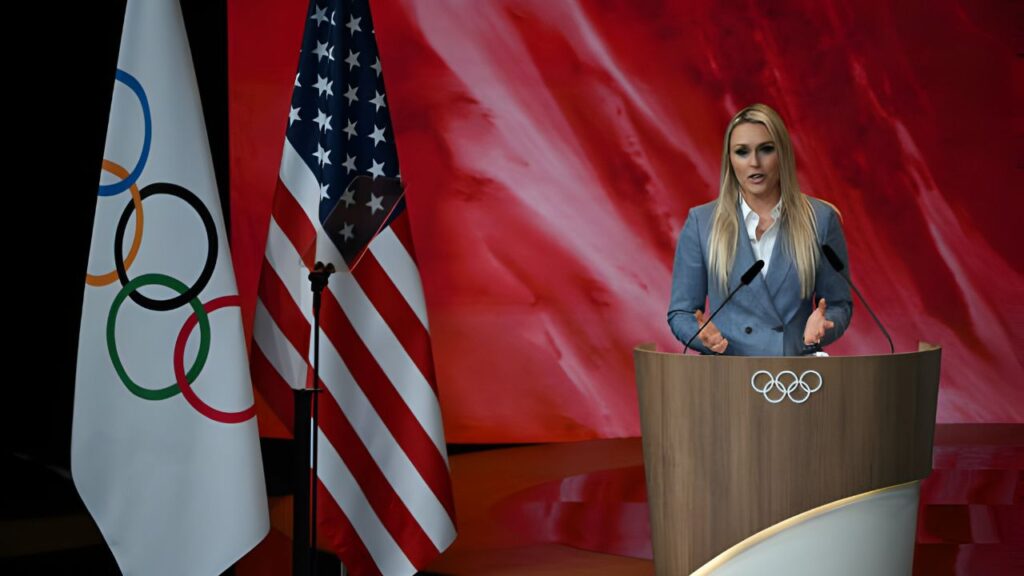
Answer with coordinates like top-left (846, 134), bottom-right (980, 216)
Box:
top-left (634, 344), bottom-right (941, 575)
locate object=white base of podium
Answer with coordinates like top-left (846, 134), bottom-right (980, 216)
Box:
top-left (695, 482), bottom-right (920, 576)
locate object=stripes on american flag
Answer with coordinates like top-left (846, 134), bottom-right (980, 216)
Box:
top-left (251, 1), bottom-right (456, 574)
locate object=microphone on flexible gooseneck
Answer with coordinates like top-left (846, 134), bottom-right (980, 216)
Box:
top-left (821, 244), bottom-right (895, 354)
top-left (684, 260), bottom-right (765, 354)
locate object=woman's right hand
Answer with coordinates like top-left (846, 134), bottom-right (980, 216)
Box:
top-left (695, 309), bottom-right (728, 354)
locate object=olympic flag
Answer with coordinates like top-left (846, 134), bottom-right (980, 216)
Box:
top-left (71, 1), bottom-right (268, 574)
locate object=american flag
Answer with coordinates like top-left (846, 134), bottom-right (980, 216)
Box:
top-left (250, 1), bottom-right (457, 574)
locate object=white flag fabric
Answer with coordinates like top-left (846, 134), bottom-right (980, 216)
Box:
top-left (71, 1), bottom-right (268, 574)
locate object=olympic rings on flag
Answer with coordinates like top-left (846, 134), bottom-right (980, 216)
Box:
top-left (174, 295), bottom-right (257, 424)
top-left (98, 69), bottom-right (152, 197)
top-left (114, 182), bottom-right (218, 312)
top-left (750, 369), bottom-right (823, 404)
top-left (88, 160), bottom-right (145, 286)
top-left (107, 273), bottom-right (211, 401)
top-left (96, 68), bottom-right (253, 424)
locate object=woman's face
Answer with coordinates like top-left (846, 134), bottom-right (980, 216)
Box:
top-left (729, 122), bottom-right (780, 202)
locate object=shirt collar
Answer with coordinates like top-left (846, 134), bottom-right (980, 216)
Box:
top-left (739, 194), bottom-right (782, 225)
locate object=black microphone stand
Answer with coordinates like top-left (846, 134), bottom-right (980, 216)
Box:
top-left (822, 244), bottom-right (894, 354)
top-left (684, 287), bottom-right (741, 354)
top-left (293, 261), bottom-right (334, 576)
top-left (683, 260), bottom-right (764, 354)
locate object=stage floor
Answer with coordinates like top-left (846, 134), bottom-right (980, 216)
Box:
top-left (236, 424), bottom-right (1023, 575)
top-left (6, 425), bottom-right (1021, 574)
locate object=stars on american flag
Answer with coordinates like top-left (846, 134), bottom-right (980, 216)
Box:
top-left (287, 1), bottom-right (399, 197)
top-left (286, 0), bottom-right (402, 258)
top-left (369, 90), bottom-right (386, 111)
top-left (343, 84), bottom-right (358, 105)
top-left (338, 221), bottom-right (354, 242)
top-left (313, 143), bottom-right (331, 167)
top-left (339, 187), bottom-right (356, 207)
top-left (368, 159), bottom-right (385, 179)
top-left (310, 5), bottom-right (328, 26)
top-left (312, 40), bottom-right (333, 62)
top-left (345, 15), bottom-right (361, 35)
top-left (366, 192), bottom-right (384, 214)
top-left (368, 124), bottom-right (386, 146)
top-left (313, 74), bottom-right (333, 97)
top-left (344, 50), bottom-right (361, 71)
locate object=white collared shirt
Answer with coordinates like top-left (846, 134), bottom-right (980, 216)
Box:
top-left (740, 196), bottom-right (782, 277)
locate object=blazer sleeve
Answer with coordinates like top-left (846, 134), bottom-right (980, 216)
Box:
top-left (668, 208), bottom-right (711, 353)
top-left (816, 206), bottom-right (854, 346)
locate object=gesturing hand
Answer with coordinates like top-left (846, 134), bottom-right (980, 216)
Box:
top-left (803, 298), bottom-right (834, 346)
top-left (695, 309), bottom-right (728, 354)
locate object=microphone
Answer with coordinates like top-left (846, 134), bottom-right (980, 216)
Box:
top-left (740, 260), bottom-right (763, 285)
top-left (821, 244), bottom-right (894, 354)
top-left (684, 260), bottom-right (764, 354)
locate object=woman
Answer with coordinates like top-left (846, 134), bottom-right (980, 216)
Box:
top-left (668, 103), bottom-right (852, 355)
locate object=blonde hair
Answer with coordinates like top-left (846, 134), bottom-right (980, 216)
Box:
top-left (707, 103), bottom-right (819, 298)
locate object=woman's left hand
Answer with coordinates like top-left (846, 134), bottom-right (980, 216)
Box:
top-left (803, 298), bottom-right (835, 345)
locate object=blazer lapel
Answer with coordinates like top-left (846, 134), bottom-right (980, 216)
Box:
top-left (733, 204), bottom-right (783, 323)
top-left (764, 227), bottom-right (793, 301)
top-left (764, 220), bottom-right (807, 325)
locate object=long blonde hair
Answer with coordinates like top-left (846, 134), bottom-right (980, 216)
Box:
top-left (707, 103), bottom-right (819, 298)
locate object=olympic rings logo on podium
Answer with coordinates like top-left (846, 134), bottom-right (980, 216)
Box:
top-left (89, 68), bottom-right (255, 425)
top-left (750, 369), bottom-right (823, 404)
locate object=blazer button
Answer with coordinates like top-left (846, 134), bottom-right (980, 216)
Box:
top-left (772, 325), bottom-right (784, 333)
top-left (744, 326), bottom-right (753, 334)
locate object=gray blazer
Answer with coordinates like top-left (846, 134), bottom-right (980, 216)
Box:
top-left (668, 197), bottom-right (853, 356)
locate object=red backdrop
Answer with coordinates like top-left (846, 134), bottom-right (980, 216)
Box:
top-left (229, 0), bottom-right (1023, 442)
